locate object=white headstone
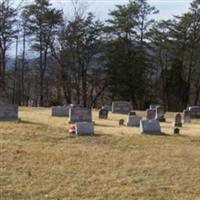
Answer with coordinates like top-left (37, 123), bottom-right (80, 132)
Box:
top-left (112, 101), bottom-right (131, 114)
top-left (183, 110), bottom-right (191, 123)
top-left (69, 108), bottom-right (92, 123)
top-left (140, 120), bottom-right (161, 134)
top-left (75, 122), bottom-right (94, 136)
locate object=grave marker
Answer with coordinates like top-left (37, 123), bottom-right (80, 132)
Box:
top-left (140, 120), bottom-right (161, 134)
top-left (112, 101), bottom-right (131, 114)
top-left (69, 108), bottom-right (92, 123)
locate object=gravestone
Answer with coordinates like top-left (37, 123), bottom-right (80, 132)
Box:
top-left (140, 120), bottom-right (161, 134)
top-left (128, 111), bottom-right (136, 116)
top-left (188, 106), bottom-right (200, 119)
top-left (51, 106), bottom-right (69, 117)
top-left (119, 119), bottom-right (124, 126)
top-left (69, 108), bottom-right (92, 123)
top-left (155, 106), bottom-right (166, 122)
top-left (112, 101), bottom-right (131, 114)
top-left (75, 122), bottom-right (94, 136)
top-left (102, 105), bottom-right (112, 111)
top-left (127, 115), bottom-right (141, 127)
top-left (0, 97), bottom-right (18, 121)
top-left (99, 109), bottom-right (108, 119)
top-left (173, 113), bottom-right (182, 127)
top-left (183, 110), bottom-right (191, 123)
top-left (146, 109), bottom-right (156, 120)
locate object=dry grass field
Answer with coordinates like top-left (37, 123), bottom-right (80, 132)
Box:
top-left (1, 107), bottom-right (200, 200)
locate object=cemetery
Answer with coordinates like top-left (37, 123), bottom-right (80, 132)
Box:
top-left (1, 0), bottom-right (200, 199)
top-left (1, 106), bottom-right (200, 199)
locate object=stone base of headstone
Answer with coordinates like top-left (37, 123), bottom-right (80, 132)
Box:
top-left (140, 120), bottom-right (162, 135)
top-left (0, 99), bottom-right (19, 121)
top-left (75, 122), bottom-right (94, 136)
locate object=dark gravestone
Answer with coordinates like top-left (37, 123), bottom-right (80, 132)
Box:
top-left (189, 106), bottom-right (200, 119)
top-left (119, 119), bottom-right (124, 126)
top-left (99, 109), bottom-right (108, 119)
top-left (127, 115), bottom-right (141, 127)
top-left (112, 101), bottom-right (131, 114)
top-left (69, 108), bottom-right (92, 123)
top-left (155, 106), bottom-right (166, 122)
top-left (51, 106), bottom-right (69, 117)
top-left (174, 128), bottom-right (180, 135)
top-left (0, 95), bottom-right (18, 121)
top-left (173, 113), bottom-right (182, 127)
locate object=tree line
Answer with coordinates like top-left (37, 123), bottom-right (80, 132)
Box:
top-left (0, 0), bottom-right (200, 111)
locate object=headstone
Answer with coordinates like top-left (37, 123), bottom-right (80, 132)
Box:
top-left (146, 109), bottom-right (156, 120)
top-left (188, 106), bottom-right (200, 119)
top-left (155, 106), bottom-right (166, 122)
top-left (99, 109), bottom-right (108, 119)
top-left (140, 119), bottom-right (161, 134)
top-left (102, 105), bottom-right (112, 111)
top-left (173, 113), bottom-right (182, 127)
top-left (183, 110), bottom-right (191, 123)
top-left (174, 128), bottom-right (180, 135)
top-left (112, 101), bottom-right (131, 114)
top-left (128, 111), bottom-right (136, 116)
top-left (51, 106), bottom-right (69, 117)
top-left (75, 122), bottom-right (94, 136)
top-left (119, 119), bottom-right (124, 126)
top-left (69, 108), bottom-right (92, 123)
top-left (0, 97), bottom-right (18, 121)
top-left (127, 115), bottom-right (141, 127)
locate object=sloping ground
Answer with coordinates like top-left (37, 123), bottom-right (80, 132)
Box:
top-left (0, 107), bottom-right (200, 200)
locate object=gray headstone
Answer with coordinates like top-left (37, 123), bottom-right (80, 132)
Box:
top-left (51, 106), bottom-right (69, 117)
top-left (127, 115), bottom-right (141, 127)
top-left (99, 109), bottom-right (108, 119)
top-left (75, 122), bottom-right (94, 136)
top-left (112, 101), bottom-right (131, 114)
top-left (146, 109), bottom-right (156, 120)
top-left (140, 119), bottom-right (161, 134)
top-left (69, 108), bottom-right (92, 123)
top-left (0, 98), bottom-right (18, 121)
top-left (155, 106), bottom-right (166, 122)
top-left (183, 110), bottom-right (191, 123)
top-left (188, 106), bottom-right (200, 119)
top-left (173, 113), bottom-right (182, 127)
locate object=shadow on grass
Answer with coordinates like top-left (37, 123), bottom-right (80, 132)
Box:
top-left (95, 123), bottom-right (117, 128)
top-left (19, 120), bottom-right (48, 127)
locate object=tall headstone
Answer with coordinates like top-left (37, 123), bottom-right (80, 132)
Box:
top-left (146, 109), bottom-right (156, 120)
top-left (149, 104), bottom-right (159, 109)
top-left (173, 113), bottom-right (182, 127)
top-left (0, 95), bottom-right (18, 121)
top-left (140, 120), bottom-right (161, 135)
top-left (112, 101), bottom-right (131, 114)
top-left (155, 106), bottom-right (166, 122)
top-left (188, 106), bottom-right (200, 119)
top-left (102, 105), bottom-right (112, 111)
top-left (51, 106), bottom-right (69, 117)
top-left (69, 108), bottom-right (92, 123)
top-left (183, 110), bottom-right (191, 123)
top-left (127, 115), bottom-right (141, 127)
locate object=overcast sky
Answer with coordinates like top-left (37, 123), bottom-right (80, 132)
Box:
top-left (51, 0), bottom-right (193, 21)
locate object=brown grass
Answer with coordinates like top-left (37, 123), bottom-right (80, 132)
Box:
top-left (1, 107), bottom-right (200, 200)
